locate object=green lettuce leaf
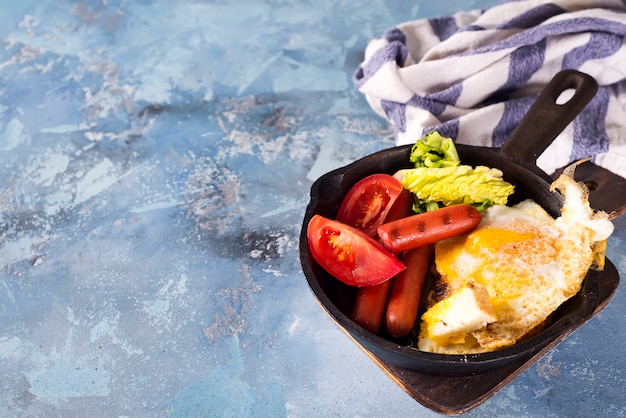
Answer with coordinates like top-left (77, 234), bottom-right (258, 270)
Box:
top-left (409, 131), bottom-right (460, 168)
top-left (395, 165), bottom-right (514, 212)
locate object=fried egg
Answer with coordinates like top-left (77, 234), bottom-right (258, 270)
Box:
top-left (418, 165), bottom-right (614, 354)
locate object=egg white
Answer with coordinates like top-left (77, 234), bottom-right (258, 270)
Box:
top-left (418, 170), bottom-right (614, 354)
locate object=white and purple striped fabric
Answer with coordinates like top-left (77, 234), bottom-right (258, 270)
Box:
top-left (354, 0), bottom-right (626, 179)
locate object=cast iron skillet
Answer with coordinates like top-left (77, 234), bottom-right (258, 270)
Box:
top-left (299, 70), bottom-right (616, 376)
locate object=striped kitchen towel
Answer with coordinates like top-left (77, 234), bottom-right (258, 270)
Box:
top-left (354, 0), bottom-right (626, 179)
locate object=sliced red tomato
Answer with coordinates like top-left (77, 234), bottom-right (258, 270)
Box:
top-left (382, 188), bottom-right (415, 223)
top-left (336, 173), bottom-right (403, 237)
top-left (307, 214), bottom-right (406, 286)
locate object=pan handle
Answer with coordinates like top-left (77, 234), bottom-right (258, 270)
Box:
top-left (499, 70), bottom-right (598, 165)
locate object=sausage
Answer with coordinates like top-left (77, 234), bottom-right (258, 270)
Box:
top-left (350, 280), bottom-right (392, 334)
top-left (377, 204), bottom-right (481, 253)
top-left (349, 188), bottom-right (414, 333)
top-left (385, 244), bottom-right (434, 338)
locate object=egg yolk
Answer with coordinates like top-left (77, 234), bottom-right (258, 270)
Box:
top-left (436, 221), bottom-right (557, 304)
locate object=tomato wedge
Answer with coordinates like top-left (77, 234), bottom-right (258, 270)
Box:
top-left (307, 215), bottom-right (406, 286)
top-left (336, 174), bottom-right (403, 237)
top-left (382, 188), bottom-right (415, 224)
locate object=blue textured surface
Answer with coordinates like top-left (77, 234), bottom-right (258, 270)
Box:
top-left (1, 1), bottom-right (624, 417)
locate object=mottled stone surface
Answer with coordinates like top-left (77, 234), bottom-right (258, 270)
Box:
top-left (0, 1), bottom-right (624, 417)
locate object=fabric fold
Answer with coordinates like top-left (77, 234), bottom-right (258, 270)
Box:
top-left (354, 0), bottom-right (626, 179)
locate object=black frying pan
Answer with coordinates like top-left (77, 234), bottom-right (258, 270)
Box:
top-left (299, 70), bottom-right (623, 376)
